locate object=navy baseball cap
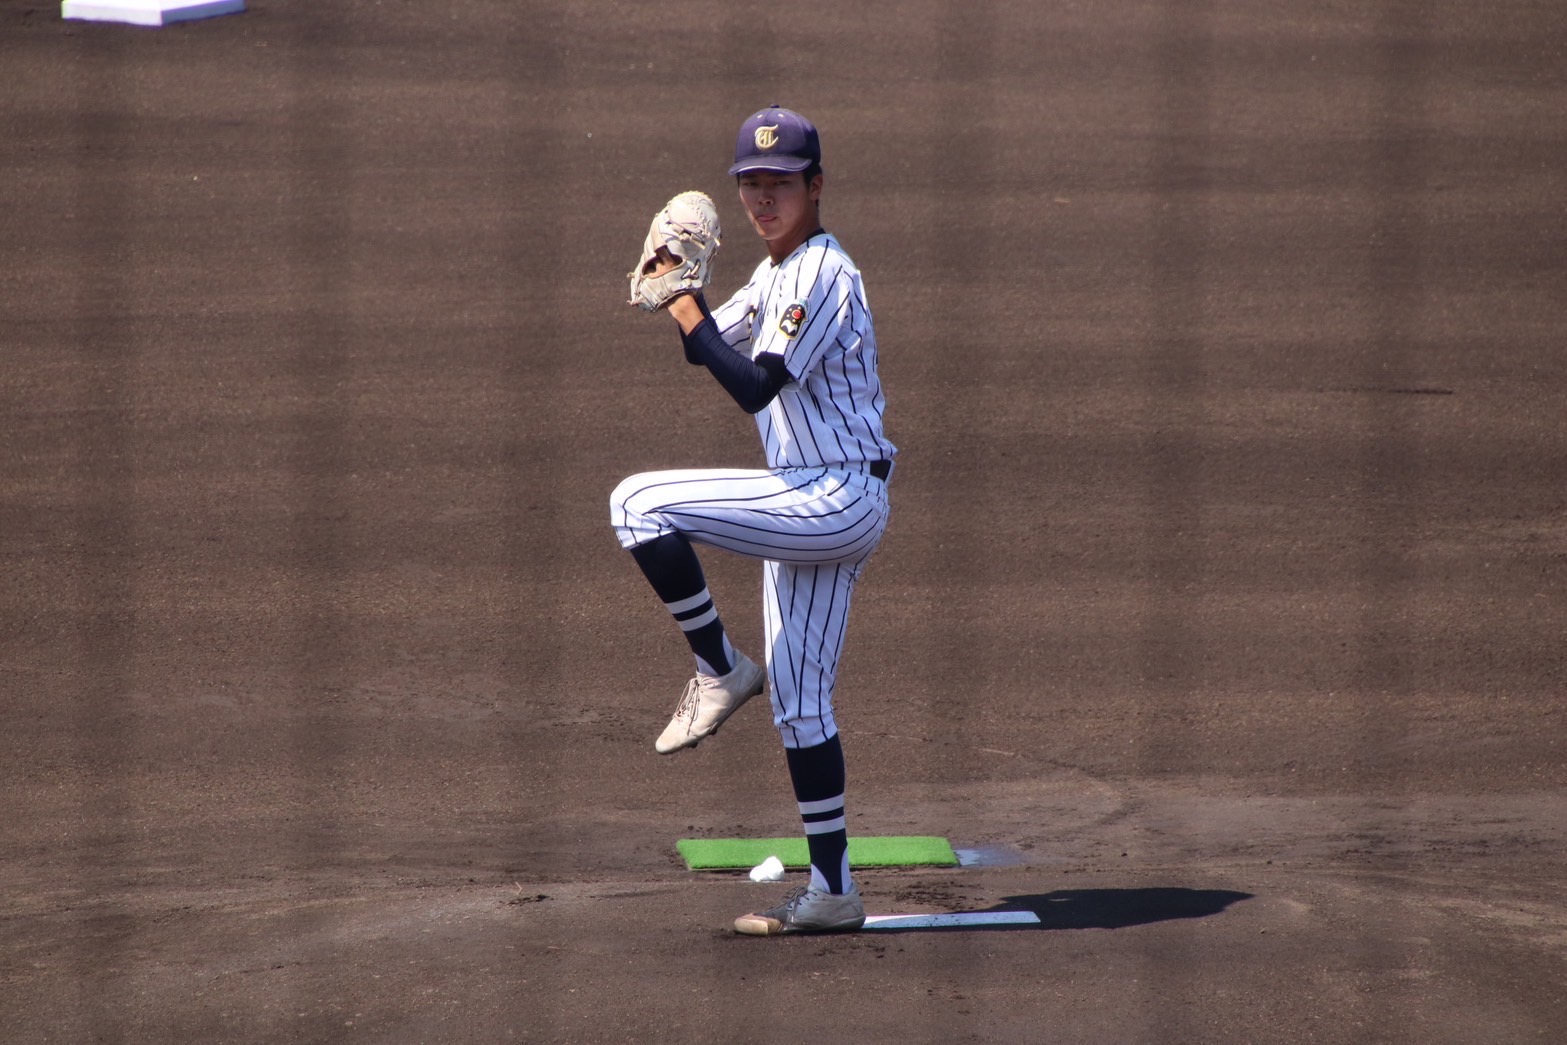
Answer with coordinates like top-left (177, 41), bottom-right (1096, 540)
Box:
top-left (728, 105), bottom-right (821, 175)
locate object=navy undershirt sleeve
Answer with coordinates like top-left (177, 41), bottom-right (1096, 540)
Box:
top-left (679, 297), bottom-right (791, 414)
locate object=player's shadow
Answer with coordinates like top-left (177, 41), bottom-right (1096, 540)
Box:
top-left (870, 887), bottom-right (1252, 933)
top-left (1010, 887), bottom-right (1252, 929)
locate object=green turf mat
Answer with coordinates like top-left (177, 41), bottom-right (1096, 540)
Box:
top-left (677, 836), bottom-right (958, 870)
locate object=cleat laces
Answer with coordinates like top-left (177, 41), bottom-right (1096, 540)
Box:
top-left (673, 678), bottom-right (702, 727)
top-left (768, 887), bottom-right (809, 918)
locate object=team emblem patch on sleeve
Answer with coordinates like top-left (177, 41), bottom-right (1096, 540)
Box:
top-left (779, 301), bottom-right (808, 339)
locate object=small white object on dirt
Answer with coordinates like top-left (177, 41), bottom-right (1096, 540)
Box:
top-left (748, 855), bottom-right (785, 883)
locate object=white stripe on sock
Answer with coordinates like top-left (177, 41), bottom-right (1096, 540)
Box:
top-left (676, 606), bottom-right (718, 631)
top-left (797, 795), bottom-right (844, 816)
top-left (803, 816), bottom-right (846, 835)
top-left (665, 589), bottom-right (711, 615)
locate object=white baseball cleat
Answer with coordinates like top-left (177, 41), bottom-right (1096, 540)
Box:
top-left (654, 652), bottom-right (766, 754)
top-left (734, 881), bottom-right (866, 935)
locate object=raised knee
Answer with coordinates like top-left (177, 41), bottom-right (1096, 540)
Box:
top-left (609, 474), bottom-right (642, 516)
top-left (611, 473), bottom-right (665, 548)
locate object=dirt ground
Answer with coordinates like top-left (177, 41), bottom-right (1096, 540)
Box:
top-left (3, 0), bottom-right (1566, 1041)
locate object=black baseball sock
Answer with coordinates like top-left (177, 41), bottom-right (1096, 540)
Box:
top-left (785, 734), bottom-right (851, 895)
top-left (628, 533), bottom-right (734, 677)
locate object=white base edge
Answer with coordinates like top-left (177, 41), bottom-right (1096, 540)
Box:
top-left (862, 911), bottom-right (1041, 930)
top-left (62, 0), bottom-right (245, 26)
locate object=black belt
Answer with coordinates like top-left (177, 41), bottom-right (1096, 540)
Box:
top-left (869, 460), bottom-right (891, 481)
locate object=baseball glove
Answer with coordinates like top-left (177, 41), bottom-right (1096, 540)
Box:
top-left (628, 190), bottom-right (721, 311)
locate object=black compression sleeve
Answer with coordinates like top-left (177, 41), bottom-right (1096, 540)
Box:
top-left (680, 309), bottom-right (790, 414)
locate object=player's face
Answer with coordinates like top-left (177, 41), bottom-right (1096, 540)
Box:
top-left (738, 169), bottom-right (822, 260)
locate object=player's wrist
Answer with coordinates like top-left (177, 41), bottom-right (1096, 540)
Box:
top-left (667, 291), bottom-right (707, 334)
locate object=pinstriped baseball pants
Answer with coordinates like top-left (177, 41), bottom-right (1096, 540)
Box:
top-left (610, 466), bottom-right (890, 749)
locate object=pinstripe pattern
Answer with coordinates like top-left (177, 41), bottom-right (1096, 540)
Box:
top-left (610, 231), bottom-right (892, 753)
top-left (710, 233), bottom-right (894, 472)
top-left (611, 467), bottom-right (887, 565)
top-left (610, 466), bottom-right (888, 748)
top-left (764, 557), bottom-right (863, 748)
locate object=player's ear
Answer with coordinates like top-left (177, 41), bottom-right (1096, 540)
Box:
top-left (809, 172), bottom-right (823, 202)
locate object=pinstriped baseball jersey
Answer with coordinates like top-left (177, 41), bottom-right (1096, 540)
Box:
top-left (709, 232), bottom-right (896, 470)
